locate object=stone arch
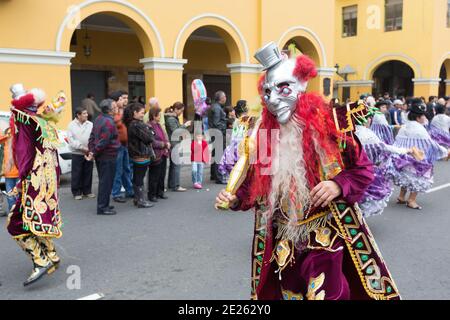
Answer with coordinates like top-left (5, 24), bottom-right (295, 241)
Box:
top-left (436, 52), bottom-right (450, 76)
top-left (173, 13), bottom-right (248, 63)
top-left (371, 60), bottom-right (415, 97)
top-left (277, 26), bottom-right (327, 67)
top-left (365, 54), bottom-right (421, 80)
top-left (56, 0), bottom-right (164, 57)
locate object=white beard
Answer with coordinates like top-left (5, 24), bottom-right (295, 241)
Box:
top-left (268, 118), bottom-right (311, 220)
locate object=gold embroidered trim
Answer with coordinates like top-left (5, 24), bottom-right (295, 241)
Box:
top-left (328, 202), bottom-right (399, 300)
top-left (306, 273), bottom-right (326, 300)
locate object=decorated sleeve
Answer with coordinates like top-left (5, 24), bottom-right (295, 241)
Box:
top-left (331, 137), bottom-right (374, 205)
top-left (232, 167), bottom-right (256, 212)
top-left (14, 120), bottom-right (37, 181)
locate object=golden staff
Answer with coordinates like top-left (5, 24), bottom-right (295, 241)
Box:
top-left (216, 117), bottom-right (261, 210)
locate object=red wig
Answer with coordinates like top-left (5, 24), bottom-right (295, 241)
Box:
top-left (248, 55), bottom-right (346, 204)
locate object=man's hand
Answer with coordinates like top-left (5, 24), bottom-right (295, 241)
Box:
top-left (85, 152), bottom-right (94, 161)
top-left (215, 189), bottom-right (238, 210)
top-left (184, 120), bottom-right (192, 127)
top-left (310, 181), bottom-right (342, 208)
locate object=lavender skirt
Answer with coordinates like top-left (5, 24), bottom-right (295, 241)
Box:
top-left (359, 167), bottom-right (393, 218)
top-left (370, 124), bottom-right (394, 145)
top-left (428, 126), bottom-right (450, 148)
top-left (388, 154), bottom-right (433, 193)
top-left (218, 139), bottom-right (240, 181)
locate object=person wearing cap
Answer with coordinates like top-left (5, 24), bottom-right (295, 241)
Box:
top-left (392, 98), bottom-right (450, 210)
top-left (390, 99), bottom-right (404, 127)
top-left (88, 99), bottom-right (121, 215)
top-left (110, 91), bottom-right (134, 203)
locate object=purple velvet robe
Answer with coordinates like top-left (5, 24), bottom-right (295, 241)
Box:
top-left (7, 110), bottom-right (62, 238)
top-left (233, 139), bottom-right (400, 300)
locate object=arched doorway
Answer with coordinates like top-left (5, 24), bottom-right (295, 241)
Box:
top-left (439, 64), bottom-right (447, 97)
top-left (282, 36), bottom-right (322, 93)
top-left (438, 59), bottom-right (450, 97)
top-left (372, 61), bottom-right (415, 98)
top-left (69, 13), bottom-right (148, 118)
top-left (181, 26), bottom-right (237, 120)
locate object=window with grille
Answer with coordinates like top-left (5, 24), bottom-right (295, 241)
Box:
top-left (385, 0), bottom-right (403, 31)
top-left (343, 5), bottom-right (358, 37)
top-left (447, 0), bottom-right (450, 28)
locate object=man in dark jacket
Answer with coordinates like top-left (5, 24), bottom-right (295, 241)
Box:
top-left (165, 103), bottom-right (192, 192)
top-left (208, 91), bottom-right (228, 184)
top-left (88, 99), bottom-right (120, 215)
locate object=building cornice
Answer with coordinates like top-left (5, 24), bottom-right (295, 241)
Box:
top-left (335, 80), bottom-right (374, 88)
top-left (317, 67), bottom-right (336, 77)
top-left (0, 48), bottom-right (76, 65)
top-left (140, 57), bottom-right (187, 70)
top-left (226, 63), bottom-right (263, 74)
top-left (412, 78), bottom-right (442, 84)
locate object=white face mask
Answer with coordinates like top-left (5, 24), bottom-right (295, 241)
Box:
top-left (262, 59), bottom-right (307, 125)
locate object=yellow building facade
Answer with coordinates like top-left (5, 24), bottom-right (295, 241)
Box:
top-left (335, 0), bottom-right (450, 102)
top-left (1, 0), bottom-right (450, 128)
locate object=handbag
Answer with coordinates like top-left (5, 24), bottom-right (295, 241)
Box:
top-left (148, 144), bottom-right (156, 162)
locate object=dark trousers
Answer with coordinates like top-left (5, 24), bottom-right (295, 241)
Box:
top-left (148, 156), bottom-right (167, 198)
top-left (96, 159), bottom-right (116, 213)
top-left (133, 163), bottom-right (149, 188)
top-left (210, 133), bottom-right (226, 182)
top-left (71, 154), bottom-right (94, 196)
top-left (168, 152), bottom-right (181, 190)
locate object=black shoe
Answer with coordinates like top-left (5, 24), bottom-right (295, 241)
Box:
top-left (113, 197), bottom-right (127, 203)
top-left (23, 263), bottom-right (53, 286)
top-left (137, 201), bottom-right (154, 208)
top-left (134, 186), bottom-right (154, 209)
top-left (149, 196), bottom-right (158, 203)
top-left (109, 206), bottom-right (115, 210)
top-left (97, 209), bottom-right (117, 215)
top-left (216, 181), bottom-right (227, 185)
top-left (157, 194), bottom-right (168, 200)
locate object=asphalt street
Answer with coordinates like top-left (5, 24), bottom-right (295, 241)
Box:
top-left (0, 161), bottom-right (449, 300)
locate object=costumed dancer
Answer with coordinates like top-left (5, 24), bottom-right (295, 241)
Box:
top-left (218, 100), bottom-right (257, 181)
top-left (428, 103), bottom-right (450, 148)
top-left (370, 100), bottom-right (396, 145)
top-left (215, 43), bottom-right (400, 300)
top-left (392, 98), bottom-right (450, 210)
top-left (353, 103), bottom-right (422, 217)
top-left (6, 84), bottom-right (65, 286)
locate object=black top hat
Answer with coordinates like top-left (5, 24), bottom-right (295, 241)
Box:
top-left (410, 98), bottom-right (426, 115)
top-left (375, 100), bottom-right (388, 108)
